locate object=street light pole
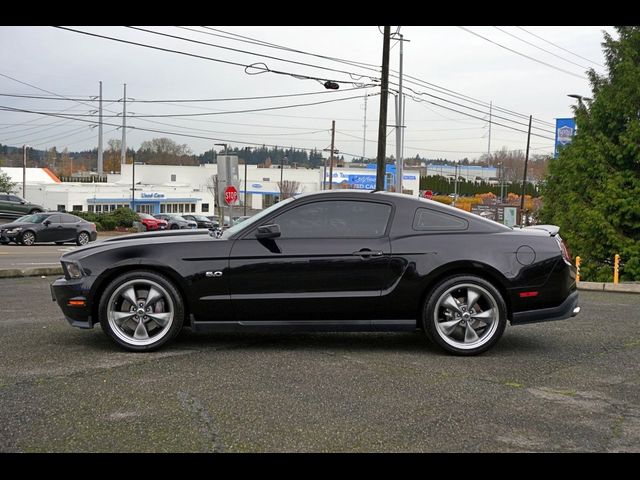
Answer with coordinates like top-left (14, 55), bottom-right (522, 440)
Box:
top-left (131, 152), bottom-right (135, 212)
top-left (22, 144), bottom-right (27, 199)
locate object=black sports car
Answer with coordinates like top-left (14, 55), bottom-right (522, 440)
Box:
top-left (51, 191), bottom-right (579, 355)
top-left (1, 212), bottom-right (97, 246)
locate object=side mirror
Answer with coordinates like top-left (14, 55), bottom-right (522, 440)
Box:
top-left (43, 220), bottom-right (51, 226)
top-left (255, 224), bottom-right (281, 240)
top-left (20, 201), bottom-right (26, 205)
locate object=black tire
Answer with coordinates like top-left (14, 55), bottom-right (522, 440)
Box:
top-left (170, 224), bottom-right (179, 230)
top-left (76, 231), bottom-right (90, 246)
top-left (19, 230), bottom-right (36, 246)
top-left (423, 275), bottom-right (507, 356)
top-left (98, 270), bottom-right (185, 352)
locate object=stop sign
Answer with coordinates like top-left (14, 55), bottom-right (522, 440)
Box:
top-left (423, 190), bottom-right (433, 200)
top-left (224, 185), bottom-right (238, 205)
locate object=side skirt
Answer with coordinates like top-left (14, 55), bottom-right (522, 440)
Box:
top-left (191, 319), bottom-right (417, 333)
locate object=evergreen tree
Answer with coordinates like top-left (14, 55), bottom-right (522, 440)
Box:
top-left (541, 27), bottom-right (640, 281)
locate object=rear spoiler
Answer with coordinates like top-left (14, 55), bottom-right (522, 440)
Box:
top-left (523, 224), bottom-right (560, 236)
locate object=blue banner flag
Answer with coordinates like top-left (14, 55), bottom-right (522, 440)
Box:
top-left (554, 118), bottom-right (576, 158)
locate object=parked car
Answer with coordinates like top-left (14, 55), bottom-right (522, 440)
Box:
top-left (51, 191), bottom-right (579, 355)
top-left (138, 213), bottom-right (167, 231)
top-left (182, 214), bottom-right (216, 229)
top-left (153, 214), bottom-right (197, 230)
top-left (0, 193), bottom-right (44, 220)
top-left (1, 212), bottom-right (97, 246)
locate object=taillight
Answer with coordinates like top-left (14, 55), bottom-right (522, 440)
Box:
top-left (557, 235), bottom-right (572, 265)
top-left (90, 222), bottom-right (96, 231)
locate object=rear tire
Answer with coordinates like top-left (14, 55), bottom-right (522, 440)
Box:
top-left (76, 231), bottom-right (90, 246)
top-left (98, 270), bottom-right (185, 352)
top-left (423, 275), bottom-right (507, 356)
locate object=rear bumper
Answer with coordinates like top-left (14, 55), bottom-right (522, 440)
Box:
top-left (511, 290), bottom-right (580, 325)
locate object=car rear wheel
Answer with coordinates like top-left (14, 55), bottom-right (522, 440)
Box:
top-left (170, 224), bottom-right (179, 230)
top-left (76, 231), bottom-right (90, 246)
top-left (423, 275), bottom-right (507, 356)
top-left (99, 271), bottom-right (184, 352)
top-left (20, 230), bottom-right (36, 246)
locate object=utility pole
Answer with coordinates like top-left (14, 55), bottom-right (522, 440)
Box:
top-left (121, 83), bottom-right (127, 165)
top-left (520, 115), bottom-right (533, 225)
top-left (329, 120), bottom-right (336, 190)
top-left (487, 100), bottom-right (492, 160)
top-left (22, 145), bottom-right (27, 199)
top-left (376, 26), bottom-right (391, 191)
top-left (362, 91), bottom-right (368, 159)
top-left (244, 159), bottom-right (248, 216)
top-left (394, 31), bottom-right (408, 194)
top-left (97, 81), bottom-right (103, 174)
top-left (453, 163), bottom-right (458, 208)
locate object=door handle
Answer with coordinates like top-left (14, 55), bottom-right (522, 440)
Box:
top-left (352, 249), bottom-right (383, 258)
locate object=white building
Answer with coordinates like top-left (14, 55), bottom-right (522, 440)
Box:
top-left (2, 162), bottom-right (421, 214)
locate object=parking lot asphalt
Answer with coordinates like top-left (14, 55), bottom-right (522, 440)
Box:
top-left (0, 276), bottom-right (639, 452)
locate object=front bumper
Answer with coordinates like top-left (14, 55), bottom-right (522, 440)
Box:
top-left (50, 276), bottom-right (96, 329)
top-left (511, 290), bottom-right (580, 325)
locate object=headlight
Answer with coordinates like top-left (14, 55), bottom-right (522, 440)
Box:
top-left (6, 227), bottom-right (22, 233)
top-left (63, 261), bottom-right (84, 279)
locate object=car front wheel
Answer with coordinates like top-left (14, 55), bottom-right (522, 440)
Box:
top-left (423, 275), bottom-right (507, 356)
top-left (20, 230), bottom-right (36, 246)
top-left (98, 270), bottom-right (184, 352)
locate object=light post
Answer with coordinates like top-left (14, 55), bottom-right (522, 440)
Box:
top-left (131, 151), bottom-right (136, 212)
top-left (567, 94), bottom-right (592, 110)
top-left (214, 143), bottom-right (228, 224)
top-left (22, 144), bottom-right (29, 199)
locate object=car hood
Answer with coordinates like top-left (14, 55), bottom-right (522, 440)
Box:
top-left (60, 229), bottom-right (224, 263)
top-left (0, 221), bottom-right (39, 229)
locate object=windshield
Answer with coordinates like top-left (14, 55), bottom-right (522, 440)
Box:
top-left (223, 197), bottom-right (295, 237)
top-left (192, 215), bottom-right (210, 221)
top-left (139, 213), bottom-right (154, 219)
top-left (19, 214), bottom-right (50, 224)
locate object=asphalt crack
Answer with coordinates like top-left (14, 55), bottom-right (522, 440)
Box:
top-left (177, 390), bottom-right (224, 452)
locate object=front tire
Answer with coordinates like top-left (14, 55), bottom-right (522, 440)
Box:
top-left (423, 275), bottom-right (507, 356)
top-left (20, 230), bottom-right (36, 246)
top-left (98, 270), bottom-right (185, 352)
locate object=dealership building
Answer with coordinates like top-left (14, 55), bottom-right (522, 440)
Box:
top-left (2, 161), bottom-right (423, 214)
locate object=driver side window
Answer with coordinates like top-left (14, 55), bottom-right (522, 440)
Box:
top-left (272, 200), bottom-right (391, 239)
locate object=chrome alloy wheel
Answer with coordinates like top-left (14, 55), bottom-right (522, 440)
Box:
top-left (106, 279), bottom-right (175, 347)
top-left (77, 232), bottom-right (90, 245)
top-left (433, 283), bottom-right (500, 350)
top-left (21, 231), bottom-right (36, 246)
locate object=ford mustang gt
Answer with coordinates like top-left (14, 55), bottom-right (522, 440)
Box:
top-left (51, 191), bottom-right (579, 355)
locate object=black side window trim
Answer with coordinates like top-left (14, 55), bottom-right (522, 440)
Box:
top-left (239, 199), bottom-right (395, 240)
top-left (412, 207), bottom-right (469, 231)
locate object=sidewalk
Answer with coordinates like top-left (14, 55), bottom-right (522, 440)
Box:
top-left (577, 281), bottom-right (640, 294)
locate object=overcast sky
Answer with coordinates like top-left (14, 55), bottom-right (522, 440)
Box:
top-left (0, 26), bottom-right (614, 162)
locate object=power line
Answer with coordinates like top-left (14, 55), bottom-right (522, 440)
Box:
top-left (125, 26), bottom-right (380, 84)
top-left (0, 105), bottom-right (346, 154)
top-left (515, 26), bottom-right (605, 68)
top-left (457, 26), bottom-right (588, 80)
top-left (52, 26), bottom-right (375, 88)
top-left (199, 26), bottom-right (556, 128)
top-left (493, 26), bottom-right (592, 71)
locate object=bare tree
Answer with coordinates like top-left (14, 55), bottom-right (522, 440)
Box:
top-left (277, 180), bottom-right (300, 200)
top-left (206, 174), bottom-right (218, 208)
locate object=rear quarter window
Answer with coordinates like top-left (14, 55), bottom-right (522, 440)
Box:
top-left (413, 208), bottom-right (469, 231)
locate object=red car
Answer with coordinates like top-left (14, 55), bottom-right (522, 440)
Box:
top-left (138, 213), bottom-right (167, 231)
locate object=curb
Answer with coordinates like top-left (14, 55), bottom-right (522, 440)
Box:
top-left (578, 281), bottom-right (640, 294)
top-left (0, 267), bottom-right (63, 278)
